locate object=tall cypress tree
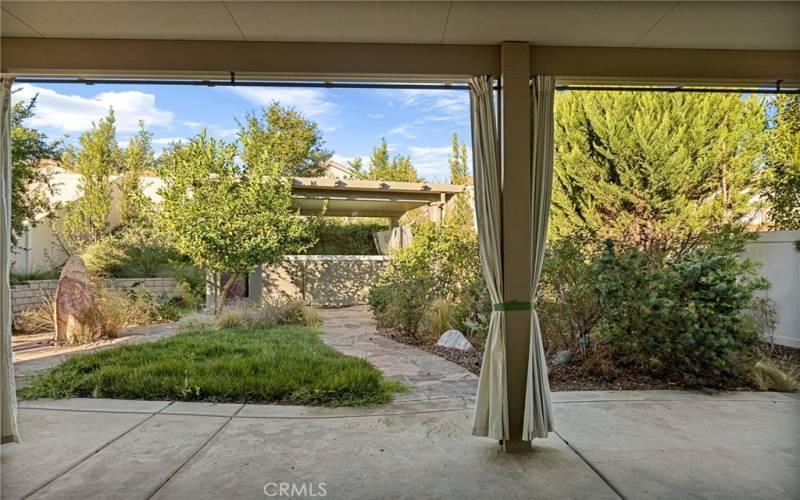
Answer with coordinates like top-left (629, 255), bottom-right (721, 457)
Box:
top-left (366, 138), bottom-right (422, 182)
top-left (761, 95), bottom-right (800, 229)
top-left (550, 91), bottom-right (766, 255)
top-left (449, 132), bottom-right (469, 184)
top-left (118, 120), bottom-right (154, 225)
top-left (63, 109), bottom-right (120, 250)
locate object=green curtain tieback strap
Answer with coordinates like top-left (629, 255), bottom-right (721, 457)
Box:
top-left (492, 301), bottom-right (532, 312)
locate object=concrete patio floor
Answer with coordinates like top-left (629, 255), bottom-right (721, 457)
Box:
top-left (2, 391), bottom-right (798, 500)
top-left (4, 308), bottom-right (799, 499)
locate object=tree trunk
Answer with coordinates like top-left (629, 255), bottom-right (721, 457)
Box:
top-left (215, 272), bottom-right (241, 316)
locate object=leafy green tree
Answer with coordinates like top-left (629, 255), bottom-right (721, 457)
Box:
top-left (118, 120), bottom-right (154, 225)
top-left (365, 138), bottom-right (422, 182)
top-left (157, 131), bottom-right (309, 314)
top-left (238, 102), bottom-right (332, 177)
top-left (551, 91), bottom-right (766, 255)
top-left (63, 109), bottom-right (120, 250)
top-left (760, 95), bottom-right (800, 229)
top-left (348, 156), bottom-right (365, 177)
top-left (10, 94), bottom-right (60, 246)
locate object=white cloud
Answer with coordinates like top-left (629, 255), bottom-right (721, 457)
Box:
top-left (389, 89), bottom-right (469, 115)
top-left (387, 115), bottom-right (451, 139)
top-left (368, 113), bottom-right (383, 120)
top-left (12, 83), bottom-right (174, 133)
top-left (153, 137), bottom-right (187, 145)
top-left (407, 145), bottom-right (453, 179)
top-left (226, 87), bottom-right (336, 119)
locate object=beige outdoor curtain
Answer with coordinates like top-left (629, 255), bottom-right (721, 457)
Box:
top-left (469, 75), bottom-right (555, 441)
top-left (1, 76), bottom-right (19, 444)
top-left (524, 75), bottom-right (555, 439)
top-left (468, 76), bottom-right (508, 439)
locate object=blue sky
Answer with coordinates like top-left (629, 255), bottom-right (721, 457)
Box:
top-left (13, 82), bottom-right (472, 183)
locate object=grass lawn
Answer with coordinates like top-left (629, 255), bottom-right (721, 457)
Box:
top-left (18, 325), bottom-right (405, 406)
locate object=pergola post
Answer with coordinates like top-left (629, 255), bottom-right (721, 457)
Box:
top-left (500, 42), bottom-right (533, 453)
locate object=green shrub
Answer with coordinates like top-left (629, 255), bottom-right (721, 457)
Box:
top-left (155, 302), bottom-right (182, 322)
top-left (369, 220), bottom-right (488, 342)
top-left (536, 237), bottom-right (604, 355)
top-left (595, 242), bottom-right (768, 387)
top-left (10, 269), bottom-right (60, 285)
top-left (369, 272), bottom-right (432, 338)
top-left (304, 218), bottom-right (388, 255)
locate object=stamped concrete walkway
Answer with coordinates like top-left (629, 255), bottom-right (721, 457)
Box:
top-left (2, 308), bottom-right (799, 499)
top-left (317, 306), bottom-right (479, 400)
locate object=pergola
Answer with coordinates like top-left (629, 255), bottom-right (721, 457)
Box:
top-left (1, 1), bottom-right (799, 452)
top-left (291, 177), bottom-right (465, 223)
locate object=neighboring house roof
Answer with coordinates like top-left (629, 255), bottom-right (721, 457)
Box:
top-left (323, 160), bottom-right (362, 179)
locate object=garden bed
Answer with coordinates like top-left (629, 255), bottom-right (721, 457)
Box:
top-left (375, 326), bottom-right (800, 392)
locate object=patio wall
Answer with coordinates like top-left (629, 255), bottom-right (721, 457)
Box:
top-left (743, 230), bottom-right (800, 347)
top-left (258, 255), bottom-right (390, 308)
top-left (10, 277), bottom-right (178, 315)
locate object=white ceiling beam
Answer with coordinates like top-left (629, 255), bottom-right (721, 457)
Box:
top-left (2, 38), bottom-right (798, 86)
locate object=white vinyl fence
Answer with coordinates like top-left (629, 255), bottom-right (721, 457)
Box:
top-left (743, 231), bottom-right (800, 347)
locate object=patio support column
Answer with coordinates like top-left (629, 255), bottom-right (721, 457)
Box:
top-left (500, 42), bottom-right (533, 453)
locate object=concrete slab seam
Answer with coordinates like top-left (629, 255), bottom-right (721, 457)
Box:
top-left (145, 405), bottom-right (246, 499)
top-left (554, 430), bottom-right (627, 500)
top-left (20, 412), bottom-right (160, 499)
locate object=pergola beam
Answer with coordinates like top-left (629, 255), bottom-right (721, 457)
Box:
top-left (2, 38), bottom-right (798, 86)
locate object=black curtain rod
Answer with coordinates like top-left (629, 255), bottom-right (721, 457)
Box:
top-left (14, 78), bottom-right (473, 91)
top-left (13, 77), bottom-right (798, 94)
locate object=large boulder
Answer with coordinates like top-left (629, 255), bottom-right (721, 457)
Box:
top-left (436, 329), bottom-right (473, 351)
top-left (54, 256), bottom-right (102, 344)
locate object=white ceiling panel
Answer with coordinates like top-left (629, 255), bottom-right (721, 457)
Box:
top-left (336, 1), bottom-right (380, 43)
top-left (0, 8), bottom-right (41, 37)
top-left (2, 1), bottom-right (243, 40)
top-left (2, 1), bottom-right (799, 51)
top-left (636, 1), bottom-right (800, 50)
top-left (512, 2), bottom-right (678, 47)
top-left (402, 1), bottom-right (451, 44)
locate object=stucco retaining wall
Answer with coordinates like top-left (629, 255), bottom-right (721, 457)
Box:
top-left (258, 255), bottom-right (390, 307)
top-left (11, 277), bottom-right (178, 315)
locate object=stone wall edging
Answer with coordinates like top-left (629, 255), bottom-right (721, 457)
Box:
top-left (11, 277), bottom-right (178, 315)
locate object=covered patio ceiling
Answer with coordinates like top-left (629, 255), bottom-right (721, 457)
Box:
top-left (2, 1), bottom-right (798, 51)
top-left (2, 1), bottom-right (799, 87)
top-left (2, 0), bottom-right (799, 455)
top-left (291, 177), bottom-right (465, 219)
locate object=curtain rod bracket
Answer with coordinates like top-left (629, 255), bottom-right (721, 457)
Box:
top-left (776, 79), bottom-right (783, 92)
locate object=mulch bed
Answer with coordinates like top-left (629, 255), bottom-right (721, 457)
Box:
top-left (375, 326), bottom-right (800, 392)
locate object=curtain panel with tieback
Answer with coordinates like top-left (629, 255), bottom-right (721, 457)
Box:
top-left (1, 76), bottom-right (19, 444)
top-left (524, 75), bottom-right (556, 440)
top-left (468, 75), bottom-right (509, 440)
top-left (469, 74), bottom-right (556, 442)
